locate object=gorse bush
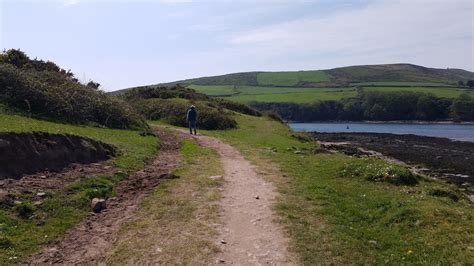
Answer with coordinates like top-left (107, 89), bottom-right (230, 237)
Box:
top-left (125, 85), bottom-right (260, 129)
top-left (124, 85), bottom-right (261, 117)
top-left (0, 49), bottom-right (148, 130)
top-left (212, 98), bottom-right (261, 117)
top-left (138, 98), bottom-right (237, 130)
top-left (124, 85), bottom-right (210, 101)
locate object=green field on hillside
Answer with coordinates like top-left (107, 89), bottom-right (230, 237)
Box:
top-left (230, 87), bottom-right (355, 103)
top-left (188, 84), bottom-right (474, 104)
top-left (353, 82), bottom-right (456, 87)
top-left (116, 64), bottom-right (474, 97)
top-left (257, 70), bottom-right (331, 86)
top-left (188, 85), bottom-right (236, 96)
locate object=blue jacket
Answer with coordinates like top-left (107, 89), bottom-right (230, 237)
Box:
top-left (187, 108), bottom-right (197, 122)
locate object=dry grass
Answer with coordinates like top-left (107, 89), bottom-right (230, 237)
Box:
top-left (105, 138), bottom-right (224, 265)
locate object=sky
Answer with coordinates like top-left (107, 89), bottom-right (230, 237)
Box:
top-left (1, 0), bottom-right (473, 91)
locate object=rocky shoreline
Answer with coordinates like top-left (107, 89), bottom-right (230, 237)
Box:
top-left (312, 132), bottom-right (474, 199)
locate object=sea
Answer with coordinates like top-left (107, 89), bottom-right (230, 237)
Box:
top-left (289, 122), bottom-right (474, 142)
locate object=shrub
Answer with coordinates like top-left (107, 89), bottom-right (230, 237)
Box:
top-left (212, 98), bottom-right (261, 116)
top-left (14, 202), bottom-right (35, 219)
top-left (0, 236), bottom-right (13, 249)
top-left (0, 51), bottom-right (148, 130)
top-left (124, 85), bottom-right (210, 101)
top-left (136, 98), bottom-right (237, 130)
top-left (263, 111), bottom-right (284, 123)
top-left (340, 159), bottom-right (420, 186)
top-left (429, 188), bottom-right (460, 202)
top-left (124, 85), bottom-right (261, 117)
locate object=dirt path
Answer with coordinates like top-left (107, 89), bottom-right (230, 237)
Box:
top-left (27, 128), bottom-right (184, 264)
top-left (27, 129), bottom-right (294, 264)
top-left (189, 133), bottom-right (295, 265)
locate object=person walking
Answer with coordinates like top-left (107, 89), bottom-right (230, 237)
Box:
top-left (186, 105), bottom-right (198, 135)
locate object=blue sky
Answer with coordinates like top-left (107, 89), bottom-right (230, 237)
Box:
top-left (1, 0), bottom-right (473, 91)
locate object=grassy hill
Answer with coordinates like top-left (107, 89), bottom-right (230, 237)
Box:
top-left (0, 49), bottom-right (148, 130)
top-left (113, 64), bottom-right (474, 104)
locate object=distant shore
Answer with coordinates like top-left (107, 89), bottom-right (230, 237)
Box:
top-left (287, 120), bottom-right (474, 125)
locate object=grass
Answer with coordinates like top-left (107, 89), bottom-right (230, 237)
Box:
top-left (105, 137), bottom-right (224, 264)
top-left (353, 82), bottom-right (455, 87)
top-left (203, 114), bottom-right (474, 264)
top-left (188, 85), bottom-right (474, 104)
top-left (257, 70), bottom-right (331, 86)
top-left (1, 172), bottom-right (127, 264)
top-left (230, 86), bottom-right (355, 103)
top-left (0, 113), bottom-right (159, 264)
top-left (0, 114), bottom-right (158, 170)
top-left (188, 85), bottom-right (237, 96)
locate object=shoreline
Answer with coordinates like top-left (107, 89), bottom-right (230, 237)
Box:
top-left (287, 120), bottom-right (474, 125)
top-left (311, 132), bottom-right (474, 199)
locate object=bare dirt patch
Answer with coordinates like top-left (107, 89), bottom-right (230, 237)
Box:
top-left (26, 128), bottom-right (184, 264)
top-left (0, 132), bottom-right (115, 179)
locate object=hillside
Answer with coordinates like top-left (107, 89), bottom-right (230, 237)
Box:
top-left (0, 50), bottom-right (260, 264)
top-left (113, 64), bottom-right (474, 96)
top-left (113, 63), bottom-right (474, 122)
top-left (0, 49), bottom-right (148, 130)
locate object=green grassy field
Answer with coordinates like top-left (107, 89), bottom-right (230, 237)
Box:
top-left (257, 70), bottom-right (331, 86)
top-left (188, 85), bottom-right (236, 96)
top-left (353, 82), bottom-right (456, 87)
top-left (203, 114), bottom-right (474, 264)
top-left (0, 113), bottom-right (159, 264)
top-left (188, 85), bottom-right (474, 104)
top-left (230, 87), bottom-right (355, 103)
top-left (118, 64), bottom-right (474, 95)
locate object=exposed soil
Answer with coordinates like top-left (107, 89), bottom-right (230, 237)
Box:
top-left (313, 132), bottom-right (474, 195)
top-left (26, 128), bottom-right (184, 264)
top-left (0, 132), bottom-right (115, 179)
top-left (0, 162), bottom-right (116, 209)
top-left (188, 132), bottom-right (295, 265)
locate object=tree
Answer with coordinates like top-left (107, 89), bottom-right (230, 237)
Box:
top-left (451, 93), bottom-right (474, 121)
top-left (467, 80), bottom-right (474, 89)
top-left (458, 80), bottom-right (465, 87)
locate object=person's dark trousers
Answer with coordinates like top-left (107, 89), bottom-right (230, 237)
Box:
top-left (189, 120), bottom-right (197, 135)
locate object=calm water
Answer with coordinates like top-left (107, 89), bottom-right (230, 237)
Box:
top-left (289, 122), bottom-right (474, 142)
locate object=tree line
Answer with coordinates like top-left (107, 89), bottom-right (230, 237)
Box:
top-left (250, 90), bottom-right (474, 122)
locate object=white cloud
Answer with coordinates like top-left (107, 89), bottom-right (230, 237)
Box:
top-left (62, 0), bottom-right (80, 6)
top-left (226, 0), bottom-right (474, 70)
